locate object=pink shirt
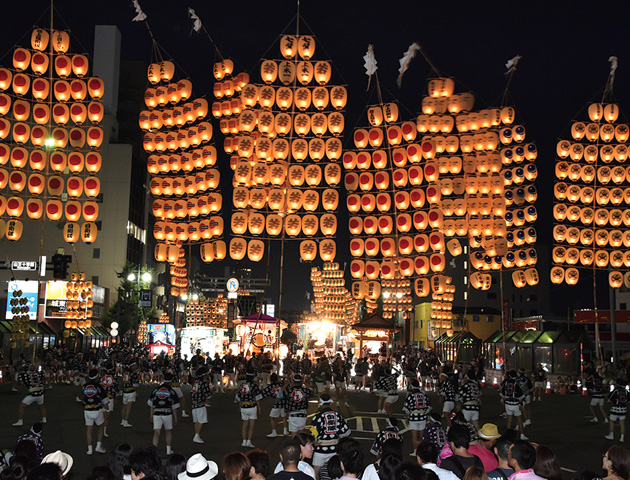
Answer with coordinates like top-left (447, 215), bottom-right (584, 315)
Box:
top-left (509, 469), bottom-right (547, 480)
top-left (468, 444), bottom-right (499, 472)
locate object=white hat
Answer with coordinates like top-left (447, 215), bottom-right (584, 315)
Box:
top-left (41, 450), bottom-right (73, 476)
top-left (178, 454), bottom-right (218, 480)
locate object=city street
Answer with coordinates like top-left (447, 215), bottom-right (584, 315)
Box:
top-left (0, 380), bottom-right (613, 478)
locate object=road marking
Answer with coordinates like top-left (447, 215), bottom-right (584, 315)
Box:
top-left (371, 417), bottom-right (379, 432)
top-left (561, 468), bottom-right (577, 473)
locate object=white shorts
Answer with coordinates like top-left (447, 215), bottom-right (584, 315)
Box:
top-left (288, 415), bottom-right (307, 432)
top-left (23, 394), bottom-right (44, 406)
top-left (378, 390), bottom-right (388, 398)
top-left (241, 408), bottom-right (257, 421)
top-left (505, 404), bottom-right (522, 416)
top-left (386, 395), bottom-right (399, 404)
top-left (270, 407), bottom-right (286, 418)
top-left (534, 381), bottom-right (544, 388)
top-left (313, 452), bottom-right (336, 467)
top-left (591, 398), bottom-right (605, 406)
top-left (172, 386), bottom-right (183, 398)
top-left (610, 413), bottom-right (626, 421)
top-left (123, 392), bottom-right (137, 404)
top-left (84, 410), bottom-right (104, 426)
top-left (442, 401), bottom-right (455, 413)
top-left (409, 420), bottom-right (427, 431)
top-left (153, 414), bottom-right (173, 430)
top-left (335, 381), bottom-right (346, 389)
top-left (192, 406), bottom-right (207, 424)
top-left (463, 409), bottom-right (479, 422)
top-left (103, 397), bottom-right (115, 412)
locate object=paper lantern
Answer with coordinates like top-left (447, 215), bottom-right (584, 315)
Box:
top-left (62, 222), bottom-right (80, 243)
top-left (6, 196), bottom-right (24, 216)
top-left (30, 27), bottom-right (49, 51)
top-left (83, 177), bottom-right (99, 198)
top-left (80, 222), bottom-right (97, 244)
top-left (319, 239), bottom-right (336, 261)
top-left (23, 198), bottom-right (42, 219)
top-left (0, 68), bottom-right (12, 92)
top-left (5, 219), bottom-right (22, 241)
top-left (350, 238), bottom-right (365, 257)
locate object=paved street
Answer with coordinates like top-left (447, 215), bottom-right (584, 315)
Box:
top-left (0, 381), bottom-right (614, 478)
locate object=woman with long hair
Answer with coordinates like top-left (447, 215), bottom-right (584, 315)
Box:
top-left (108, 444), bottom-right (133, 480)
top-left (602, 446), bottom-right (630, 480)
top-left (533, 445), bottom-right (561, 480)
top-left (222, 453), bottom-right (250, 480)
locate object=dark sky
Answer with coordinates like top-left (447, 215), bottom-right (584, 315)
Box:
top-left (2, 1), bottom-right (630, 312)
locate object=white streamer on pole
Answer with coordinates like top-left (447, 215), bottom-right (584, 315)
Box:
top-left (505, 55), bottom-right (522, 73)
top-left (397, 42), bottom-right (421, 88)
top-left (188, 8), bottom-right (202, 33)
top-left (363, 45), bottom-right (377, 91)
top-left (131, 0), bottom-right (147, 22)
top-left (609, 56), bottom-right (618, 79)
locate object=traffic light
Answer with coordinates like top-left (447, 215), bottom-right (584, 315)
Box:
top-left (52, 254), bottom-right (72, 279)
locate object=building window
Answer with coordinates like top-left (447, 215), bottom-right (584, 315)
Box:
top-left (487, 316), bottom-right (494, 322)
top-left (93, 248), bottom-right (100, 259)
top-left (621, 303), bottom-right (627, 310)
top-left (91, 276), bottom-right (99, 285)
top-left (95, 221), bottom-right (102, 230)
top-left (472, 315), bottom-right (480, 322)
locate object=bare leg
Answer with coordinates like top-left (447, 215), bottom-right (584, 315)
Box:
top-left (165, 429), bottom-right (172, 448)
top-left (248, 419), bottom-right (256, 440)
top-left (152, 429), bottom-right (160, 447)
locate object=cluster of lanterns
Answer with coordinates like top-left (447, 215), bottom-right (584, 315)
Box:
top-left (430, 280), bottom-right (455, 321)
top-left (0, 28), bottom-right (103, 243)
top-left (552, 102), bottom-right (630, 287)
top-left (218, 35), bottom-right (345, 262)
top-left (309, 262), bottom-right (357, 323)
top-left (9, 288), bottom-right (30, 348)
top-left (184, 295), bottom-right (228, 328)
top-left (143, 58), bottom-right (224, 295)
top-left (137, 320), bottom-right (148, 344)
top-left (63, 272), bottom-right (93, 330)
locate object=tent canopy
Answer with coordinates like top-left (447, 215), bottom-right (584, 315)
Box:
top-left (352, 313), bottom-right (399, 332)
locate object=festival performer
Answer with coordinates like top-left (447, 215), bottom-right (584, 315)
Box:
top-left (263, 373), bottom-right (288, 438)
top-left (439, 366), bottom-right (457, 427)
top-left (310, 393), bottom-right (351, 480)
top-left (605, 378), bottom-right (628, 442)
top-left (499, 370), bottom-right (527, 440)
top-left (403, 379), bottom-right (431, 452)
top-left (120, 361), bottom-right (139, 427)
top-left (284, 374), bottom-right (314, 433)
top-left (457, 371), bottom-right (482, 430)
top-left (147, 371), bottom-right (180, 455)
top-left (99, 362), bottom-right (120, 438)
top-left (236, 368), bottom-right (263, 447)
top-left (516, 368), bottom-right (533, 427)
top-left (370, 417), bottom-right (402, 456)
top-left (83, 369), bottom-right (108, 455)
top-left (374, 368), bottom-right (398, 416)
top-left (165, 360), bottom-right (188, 417)
top-left (586, 366), bottom-right (607, 423)
top-left (531, 363), bottom-right (546, 402)
top-left (12, 363), bottom-right (47, 427)
top-left (69, 352), bottom-right (88, 403)
top-left (190, 366), bottom-right (212, 444)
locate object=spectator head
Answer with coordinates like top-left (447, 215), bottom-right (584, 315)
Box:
top-left (129, 446), bottom-right (161, 480)
top-left (86, 467), bottom-right (115, 480)
top-left (380, 438), bottom-right (403, 460)
top-left (378, 454), bottom-right (403, 480)
top-left (494, 436), bottom-right (514, 461)
top-left (177, 454), bottom-right (218, 480)
top-left (448, 424), bottom-right (471, 450)
top-left (294, 432), bottom-right (315, 460)
top-left (319, 394), bottom-right (333, 408)
top-left (163, 372), bottom-right (173, 383)
top-left (416, 441), bottom-right (439, 465)
top-left (164, 454), bottom-right (187, 480)
top-left (533, 445), bottom-right (561, 480)
top-left (221, 453), bottom-right (249, 480)
top-left (326, 455), bottom-right (342, 480)
top-left (26, 464), bottom-right (62, 480)
top-left (270, 373), bottom-right (278, 383)
top-left (279, 439), bottom-right (301, 466)
top-left (387, 417), bottom-right (398, 429)
top-left (40, 451), bottom-right (73, 478)
top-left (604, 446), bottom-right (630, 480)
top-left (462, 466), bottom-right (487, 480)
top-left (108, 443), bottom-right (133, 480)
top-left (293, 374), bottom-right (303, 385)
top-left (30, 423), bottom-right (43, 436)
top-left (509, 441), bottom-right (537, 471)
top-left (88, 369), bottom-right (99, 380)
top-left (395, 463), bottom-right (427, 480)
top-left (337, 437), bottom-right (364, 476)
top-left (246, 450), bottom-right (270, 479)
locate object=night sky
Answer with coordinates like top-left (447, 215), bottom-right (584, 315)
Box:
top-left (1, 1), bottom-right (630, 313)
